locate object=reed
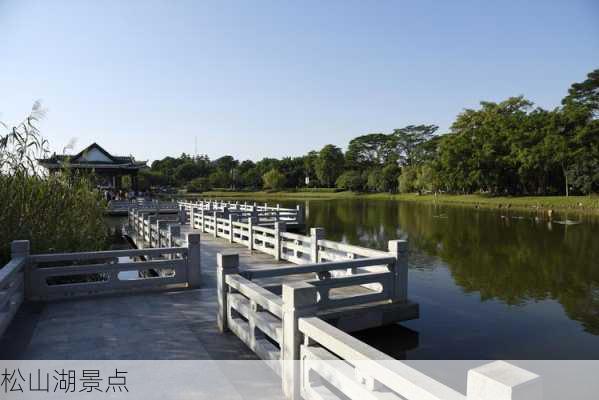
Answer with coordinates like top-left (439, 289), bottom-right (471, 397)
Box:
top-left (0, 102), bottom-right (109, 264)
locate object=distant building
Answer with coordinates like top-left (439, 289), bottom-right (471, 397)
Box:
top-left (37, 142), bottom-right (147, 190)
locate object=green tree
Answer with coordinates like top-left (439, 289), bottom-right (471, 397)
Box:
top-left (174, 161), bottom-right (203, 183)
top-left (398, 166), bottom-right (418, 193)
top-left (262, 168), bottom-right (286, 190)
top-left (391, 125), bottom-right (438, 166)
top-left (366, 168), bottom-right (384, 192)
top-left (345, 133), bottom-right (395, 169)
top-left (209, 170), bottom-right (231, 188)
top-left (315, 144), bottom-right (344, 187)
top-left (381, 163), bottom-right (400, 192)
top-left (186, 177), bottom-right (211, 193)
top-left (335, 170), bottom-right (365, 191)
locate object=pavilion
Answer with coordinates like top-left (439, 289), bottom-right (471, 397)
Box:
top-left (37, 142), bottom-right (147, 190)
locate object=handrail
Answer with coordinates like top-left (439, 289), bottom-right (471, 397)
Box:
top-left (225, 274), bottom-right (283, 318)
top-left (242, 257), bottom-right (395, 280)
top-left (30, 247), bottom-right (187, 263)
top-left (299, 316), bottom-right (467, 400)
top-left (317, 239), bottom-right (390, 259)
top-left (0, 256), bottom-right (27, 284)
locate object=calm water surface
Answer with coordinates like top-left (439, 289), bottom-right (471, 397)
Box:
top-left (269, 198), bottom-right (599, 359)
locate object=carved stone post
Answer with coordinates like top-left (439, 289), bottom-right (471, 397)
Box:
top-left (282, 282), bottom-right (318, 400)
top-left (310, 227), bottom-right (325, 263)
top-left (186, 233), bottom-right (201, 288)
top-left (274, 221), bottom-right (286, 261)
top-left (388, 239), bottom-right (408, 302)
top-left (247, 216), bottom-right (256, 251)
top-left (217, 252), bottom-right (239, 333)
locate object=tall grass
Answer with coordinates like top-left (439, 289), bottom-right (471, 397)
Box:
top-left (0, 102), bottom-right (109, 264)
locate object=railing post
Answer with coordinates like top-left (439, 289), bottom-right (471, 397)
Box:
top-left (281, 282), bottom-right (318, 400)
top-left (388, 239), bottom-right (408, 302)
top-left (274, 221), bottom-right (286, 261)
top-left (216, 252), bottom-right (239, 333)
top-left (189, 206), bottom-right (195, 229)
top-left (250, 205), bottom-right (258, 225)
top-left (186, 233), bottom-right (201, 288)
top-left (228, 214), bottom-right (235, 243)
top-left (157, 220), bottom-right (168, 247)
top-left (247, 216), bottom-right (256, 251)
top-left (200, 208), bottom-right (206, 233)
top-left (213, 211), bottom-right (218, 238)
top-left (310, 227), bottom-right (325, 263)
top-left (11, 240), bottom-right (30, 299)
top-left (467, 361), bottom-right (542, 400)
top-left (178, 205), bottom-right (187, 225)
top-left (148, 215), bottom-right (157, 247)
top-left (296, 204), bottom-right (305, 226)
top-left (167, 224), bottom-right (180, 259)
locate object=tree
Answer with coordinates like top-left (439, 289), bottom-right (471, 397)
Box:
top-left (209, 170), bottom-right (231, 188)
top-left (303, 151), bottom-right (319, 186)
top-left (335, 170), bottom-right (364, 191)
top-left (279, 157), bottom-right (305, 188)
top-left (241, 167), bottom-right (262, 189)
top-left (366, 169), bottom-right (384, 192)
top-left (213, 155), bottom-right (238, 174)
top-left (391, 125), bottom-right (438, 167)
top-left (315, 144), bottom-right (344, 187)
top-left (381, 163), bottom-right (400, 192)
top-left (186, 177), bottom-right (211, 193)
top-left (345, 133), bottom-right (395, 169)
top-left (262, 168), bottom-right (286, 190)
top-left (138, 169), bottom-right (168, 190)
top-left (562, 68), bottom-right (599, 119)
top-left (398, 166), bottom-right (418, 193)
top-left (174, 161), bottom-right (203, 183)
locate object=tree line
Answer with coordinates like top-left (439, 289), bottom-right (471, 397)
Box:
top-left (142, 69), bottom-right (599, 196)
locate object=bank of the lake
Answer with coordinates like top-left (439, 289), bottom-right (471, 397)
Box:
top-left (182, 190), bottom-right (599, 215)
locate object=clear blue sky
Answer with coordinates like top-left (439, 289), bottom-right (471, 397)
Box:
top-left (1, 0), bottom-right (598, 163)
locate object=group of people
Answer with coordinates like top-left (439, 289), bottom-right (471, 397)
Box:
top-left (102, 189), bottom-right (150, 203)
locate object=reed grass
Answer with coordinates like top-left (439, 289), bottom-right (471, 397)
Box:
top-left (1, 102), bottom-right (109, 264)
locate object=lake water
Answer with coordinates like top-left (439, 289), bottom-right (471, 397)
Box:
top-left (271, 198), bottom-right (599, 359)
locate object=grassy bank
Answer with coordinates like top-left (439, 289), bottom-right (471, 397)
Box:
top-left (181, 190), bottom-right (599, 214)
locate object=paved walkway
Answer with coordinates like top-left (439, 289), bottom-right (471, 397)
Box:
top-left (0, 234), bottom-right (287, 360)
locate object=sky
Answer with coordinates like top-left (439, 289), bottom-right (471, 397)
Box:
top-left (1, 0), bottom-right (598, 163)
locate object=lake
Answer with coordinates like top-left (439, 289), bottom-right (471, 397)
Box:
top-left (265, 198), bottom-right (599, 359)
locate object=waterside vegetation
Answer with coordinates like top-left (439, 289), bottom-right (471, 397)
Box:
top-left (144, 69), bottom-right (599, 200)
top-left (0, 103), bottom-right (109, 264)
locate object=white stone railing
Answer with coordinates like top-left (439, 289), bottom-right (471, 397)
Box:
top-left (128, 210), bottom-right (183, 248)
top-left (0, 241), bottom-right (28, 338)
top-left (0, 235), bottom-right (201, 310)
top-left (216, 243), bottom-right (407, 390)
top-left (108, 199), bottom-right (179, 214)
top-left (298, 317), bottom-right (542, 400)
top-left (179, 199), bottom-right (305, 226)
top-left (216, 251), bottom-right (541, 400)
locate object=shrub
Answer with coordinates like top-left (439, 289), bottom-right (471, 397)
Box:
top-left (262, 168), bottom-right (286, 190)
top-left (399, 166), bottom-right (418, 193)
top-left (335, 170), bottom-right (364, 191)
top-left (186, 177), bottom-right (211, 193)
top-left (366, 169), bottom-right (384, 192)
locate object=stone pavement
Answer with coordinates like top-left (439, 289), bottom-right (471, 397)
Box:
top-left (0, 234), bottom-right (287, 360)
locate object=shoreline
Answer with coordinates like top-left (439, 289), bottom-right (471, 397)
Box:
top-left (179, 190), bottom-right (599, 215)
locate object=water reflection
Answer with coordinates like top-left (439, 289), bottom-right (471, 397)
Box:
top-left (287, 199), bottom-right (599, 358)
